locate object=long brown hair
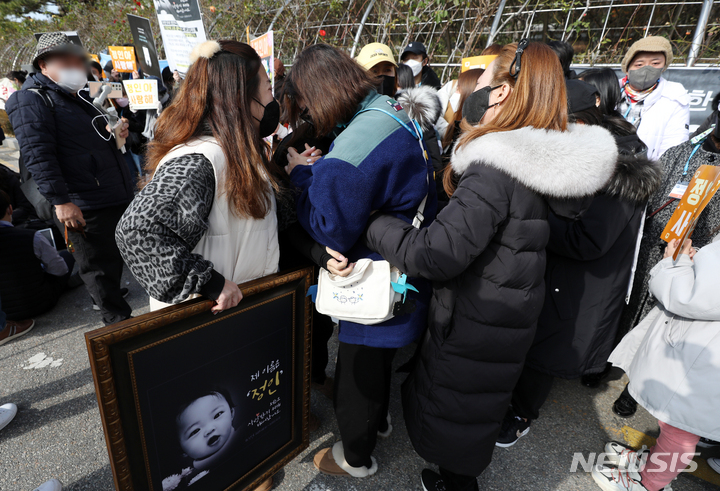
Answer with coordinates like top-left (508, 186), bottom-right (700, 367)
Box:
top-left (285, 44), bottom-right (378, 136)
top-left (444, 42), bottom-right (568, 195)
top-left (145, 40), bottom-right (277, 219)
top-left (441, 68), bottom-right (484, 149)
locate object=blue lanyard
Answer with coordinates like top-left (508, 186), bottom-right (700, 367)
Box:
top-left (683, 144), bottom-right (702, 176)
top-left (350, 107), bottom-right (423, 141)
top-left (683, 125), bottom-right (715, 176)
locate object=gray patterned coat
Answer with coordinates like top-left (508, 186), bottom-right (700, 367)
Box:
top-left (619, 138), bottom-right (720, 336)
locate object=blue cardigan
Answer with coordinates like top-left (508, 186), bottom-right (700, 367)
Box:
top-left (290, 91), bottom-right (438, 348)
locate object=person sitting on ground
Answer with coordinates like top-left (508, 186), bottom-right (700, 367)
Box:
top-left (400, 41), bottom-right (441, 89)
top-left (547, 40), bottom-right (576, 79)
top-left (0, 291), bottom-right (34, 346)
top-left (619, 36), bottom-right (689, 160)
top-left (594, 237), bottom-right (720, 491)
top-left (0, 190), bottom-right (74, 328)
top-left (0, 163), bottom-right (37, 225)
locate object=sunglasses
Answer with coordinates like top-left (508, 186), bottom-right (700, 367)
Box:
top-left (509, 39), bottom-right (530, 79)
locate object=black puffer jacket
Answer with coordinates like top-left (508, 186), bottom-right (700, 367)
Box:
top-left (6, 73), bottom-right (133, 210)
top-left (364, 124), bottom-right (617, 476)
top-left (524, 134), bottom-right (662, 379)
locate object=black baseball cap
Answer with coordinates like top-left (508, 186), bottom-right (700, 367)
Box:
top-left (401, 41), bottom-right (427, 59)
top-left (566, 79), bottom-right (599, 114)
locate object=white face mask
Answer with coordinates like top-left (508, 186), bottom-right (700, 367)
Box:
top-left (116, 97), bottom-right (129, 108)
top-left (51, 68), bottom-right (88, 93)
top-left (404, 59), bottom-right (423, 77)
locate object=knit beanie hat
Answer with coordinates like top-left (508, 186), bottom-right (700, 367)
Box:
top-left (621, 36), bottom-right (673, 73)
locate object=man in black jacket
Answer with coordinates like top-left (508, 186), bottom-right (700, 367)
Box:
top-left (400, 41), bottom-right (442, 89)
top-left (6, 32), bottom-right (133, 325)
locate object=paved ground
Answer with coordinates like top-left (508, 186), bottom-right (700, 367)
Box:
top-left (1, 137), bottom-right (719, 491)
top-left (1, 269), bottom-right (719, 491)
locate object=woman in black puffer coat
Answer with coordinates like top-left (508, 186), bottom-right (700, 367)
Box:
top-left (363, 43), bottom-right (618, 491)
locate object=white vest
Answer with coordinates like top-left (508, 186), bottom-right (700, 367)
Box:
top-left (149, 136), bottom-right (279, 311)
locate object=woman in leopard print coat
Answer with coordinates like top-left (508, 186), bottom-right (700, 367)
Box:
top-left (116, 40), bottom-right (292, 314)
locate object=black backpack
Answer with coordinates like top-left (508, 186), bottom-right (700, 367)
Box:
top-left (18, 87), bottom-right (55, 222)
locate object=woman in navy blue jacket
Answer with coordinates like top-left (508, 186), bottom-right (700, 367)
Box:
top-left (284, 44), bottom-right (437, 478)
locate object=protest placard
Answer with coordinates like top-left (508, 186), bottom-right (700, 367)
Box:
top-left (461, 55), bottom-right (497, 72)
top-left (661, 164), bottom-right (720, 259)
top-left (123, 79), bottom-right (159, 110)
top-left (109, 46), bottom-right (137, 73)
top-left (153, 0), bottom-right (207, 74)
top-left (127, 14), bottom-right (162, 78)
top-left (250, 31), bottom-right (275, 93)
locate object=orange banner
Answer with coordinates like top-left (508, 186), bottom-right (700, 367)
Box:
top-left (661, 164), bottom-right (720, 259)
top-left (108, 46), bottom-right (137, 73)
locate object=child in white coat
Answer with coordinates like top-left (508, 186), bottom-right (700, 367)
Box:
top-left (592, 236), bottom-right (720, 491)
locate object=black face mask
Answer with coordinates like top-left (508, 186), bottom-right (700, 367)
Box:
top-left (253, 98), bottom-right (280, 138)
top-left (462, 85), bottom-right (502, 125)
top-left (378, 75), bottom-right (396, 97)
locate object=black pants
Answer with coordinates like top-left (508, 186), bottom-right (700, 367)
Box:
top-left (334, 342), bottom-right (396, 468)
top-left (440, 467), bottom-right (479, 491)
top-left (311, 310), bottom-right (334, 384)
top-left (511, 364), bottom-right (555, 421)
top-left (54, 204), bottom-right (131, 325)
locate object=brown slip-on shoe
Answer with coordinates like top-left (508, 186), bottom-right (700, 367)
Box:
top-left (314, 447), bottom-right (350, 476)
top-left (0, 319), bottom-right (35, 346)
top-left (253, 476), bottom-right (273, 491)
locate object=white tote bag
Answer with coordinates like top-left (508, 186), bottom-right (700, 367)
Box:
top-left (314, 107), bottom-right (428, 325)
top-left (316, 259), bottom-right (403, 325)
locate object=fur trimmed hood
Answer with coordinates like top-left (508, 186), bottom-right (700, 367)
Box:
top-left (397, 85), bottom-right (442, 133)
top-left (604, 136), bottom-right (662, 203)
top-left (451, 124), bottom-right (618, 199)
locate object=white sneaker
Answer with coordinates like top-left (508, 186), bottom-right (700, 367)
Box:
top-left (0, 403), bottom-right (17, 431)
top-left (592, 464), bottom-right (648, 491)
top-left (604, 442), bottom-right (649, 470)
top-left (32, 479), bottom-right (62, 491)
top-left (708, 457), bottom-right (720, 475)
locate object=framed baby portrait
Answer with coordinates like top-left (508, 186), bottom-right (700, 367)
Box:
top-left (85, 267), bottom-right (314, 491)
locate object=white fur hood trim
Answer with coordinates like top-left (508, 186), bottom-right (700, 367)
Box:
top-left (451, 124), bottom-right (618, 199)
